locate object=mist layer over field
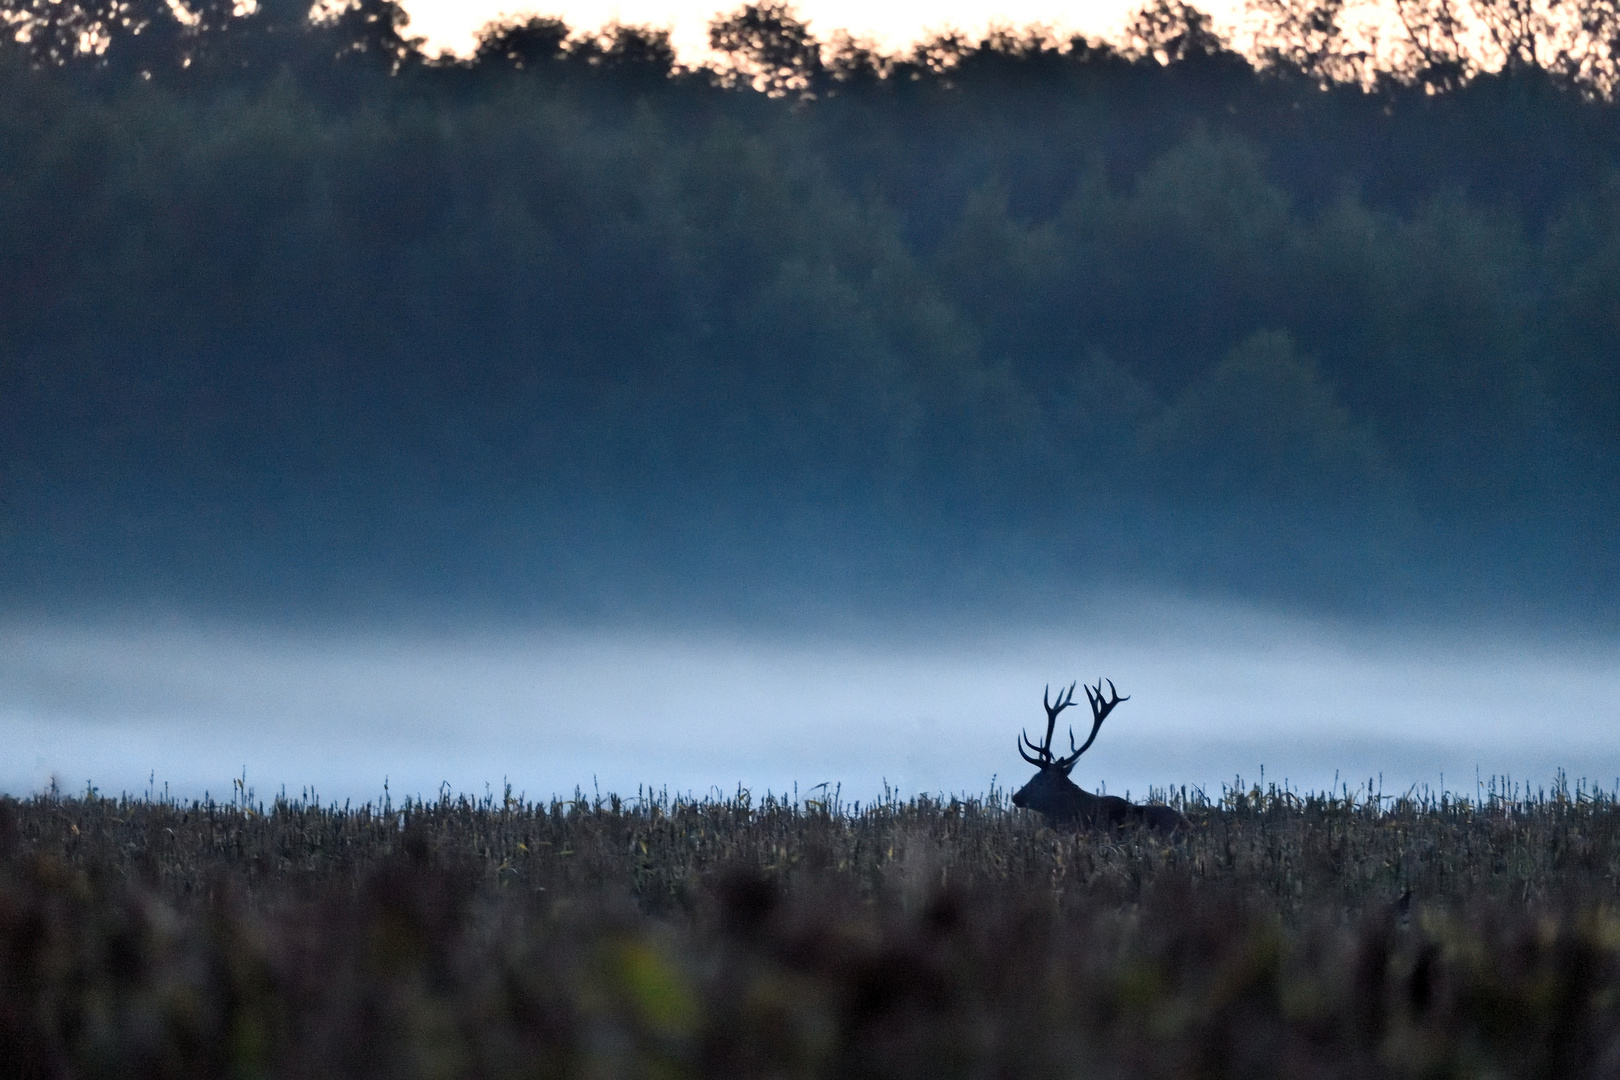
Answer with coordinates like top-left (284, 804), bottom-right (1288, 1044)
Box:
top-left (3, 602), bottom-right (1615, 804)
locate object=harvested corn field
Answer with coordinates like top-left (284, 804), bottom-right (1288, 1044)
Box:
top-left (1, 781), bottom-right (1617, 1078)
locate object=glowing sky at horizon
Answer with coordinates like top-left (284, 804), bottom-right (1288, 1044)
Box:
top-left (400, 0), bottom-right (1247, 62)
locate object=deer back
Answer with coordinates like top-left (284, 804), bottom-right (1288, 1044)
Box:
top-left (1016, 781), bottom-right (1187, 835)
top-left (1133, 802), bottom-right (1191, 834)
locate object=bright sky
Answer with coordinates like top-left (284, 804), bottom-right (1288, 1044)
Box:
top-left (401, 0), bottom-right (1247, 61)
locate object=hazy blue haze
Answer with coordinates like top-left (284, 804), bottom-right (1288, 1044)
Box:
top-left (3, 601), bottom-right (1614, 804)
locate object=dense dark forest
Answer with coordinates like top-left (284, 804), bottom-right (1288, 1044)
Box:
top-left (2, 0), bottom-right (1617, 623)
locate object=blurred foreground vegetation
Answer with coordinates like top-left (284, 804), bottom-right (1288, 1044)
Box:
top-left (3, 780), bottom-right (1619, 1077)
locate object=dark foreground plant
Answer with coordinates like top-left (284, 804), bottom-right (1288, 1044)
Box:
top-left (0, 779), bottom-right (1617, 1078)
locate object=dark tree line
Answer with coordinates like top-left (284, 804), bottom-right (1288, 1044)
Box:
top-left (10, 0), bottom-right (1620, 95)
top-left (1, 0), bottom-right (1617, 619)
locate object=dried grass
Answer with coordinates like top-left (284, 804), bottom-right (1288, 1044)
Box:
top-left (1, 777), bottom-right (1617, 1078)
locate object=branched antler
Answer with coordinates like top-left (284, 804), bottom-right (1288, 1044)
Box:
top-left (1018, 682), bottom-right (1078, 766)
top-left (1017, 678), bottom-right (1128, 772)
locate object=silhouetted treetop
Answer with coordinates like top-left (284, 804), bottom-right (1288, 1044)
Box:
top-left (473, 16), bottom-right (571, 70)
top-left (1247, 0), bottom-right (1372, 86)
top-left (0, 0), bottom-right (426, 80)
top-left (708, 1), bottom-right (823, 96)
top-left (1126, 0), bottom-right (1236, 63)
top-left (9, 0), bottom-right (1620, 99)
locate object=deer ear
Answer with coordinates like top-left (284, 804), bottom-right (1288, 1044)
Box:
top-left (1059, 759), bottom-right (1079, 776)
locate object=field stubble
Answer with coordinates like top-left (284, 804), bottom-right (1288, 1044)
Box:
top-left (1, 776), bottom-right (1618, 1078)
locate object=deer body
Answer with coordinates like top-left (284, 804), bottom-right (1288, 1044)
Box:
top-left (1011, 769), bottom-right (1188, 832)
top-left (1010, 681), bottom-right (1189, 836)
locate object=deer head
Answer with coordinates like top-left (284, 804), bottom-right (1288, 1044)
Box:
top-left (1010, 679), bottom-right (1128, 818)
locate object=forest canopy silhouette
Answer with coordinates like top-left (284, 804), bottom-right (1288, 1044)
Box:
top-left (1, 0), bottom-right (1616, 622)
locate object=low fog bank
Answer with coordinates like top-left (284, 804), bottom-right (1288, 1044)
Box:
top-left (2, 597), bottom-right (1615, 806)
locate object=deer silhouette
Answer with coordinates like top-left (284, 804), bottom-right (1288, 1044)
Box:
top-left (1011, 680), bottom-right (1189, 834)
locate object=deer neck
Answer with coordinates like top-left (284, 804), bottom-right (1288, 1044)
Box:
top-left (1065, 777), bottom-right (1102, 808)
top-left (1047, 771), bottom-right (1099, 821)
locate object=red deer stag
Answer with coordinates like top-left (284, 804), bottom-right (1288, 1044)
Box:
top-left (1011, 680), bottom-right (1189, 834)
